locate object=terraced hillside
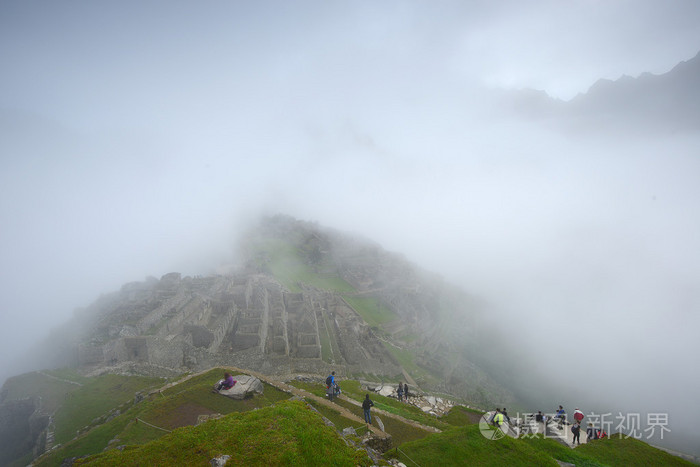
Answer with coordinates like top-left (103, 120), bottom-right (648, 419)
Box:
top-left (37, 215), bottom-right (514, 410)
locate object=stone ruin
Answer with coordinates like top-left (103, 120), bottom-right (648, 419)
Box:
top-left (68, 271), bottom-right (401, 379)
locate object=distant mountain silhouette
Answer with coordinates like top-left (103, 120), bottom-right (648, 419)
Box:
top-left (502, 50), bottom-right (700, 134)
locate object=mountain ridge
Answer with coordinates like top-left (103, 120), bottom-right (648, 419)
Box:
top-left (502, 49), bottom-right (700, 133)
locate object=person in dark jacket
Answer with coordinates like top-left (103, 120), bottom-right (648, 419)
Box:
top-left (397, 382), bottom-right (404, 401)
top-left (362, 394), bottom-right (375, 424)
top-left (502, 407), bottom-right (511, 423)
top-left (571, 421), bottom-right (581, 445)
top-left (403, 383), bottom-right (409, 402)
top-left (586, 423), bottom-right (598, 441)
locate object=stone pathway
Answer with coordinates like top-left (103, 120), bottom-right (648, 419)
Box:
top-left (38, 371), bottom-right (83, 386)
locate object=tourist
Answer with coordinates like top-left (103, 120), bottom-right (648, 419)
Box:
top-left (326, 371), bottom-right (336, 402)
top-left (362, 394), bottom-right (375, 425)
top-left (586, 422), bottom-right (598, 441)
top-left (571, 421), bottom-right (581, 445)
top-left (397, 382), bottom-right (404, 401)
top-left (555, 405), bottom-right (566, 426)
top-left (214, 372), bottom-right (236, 392)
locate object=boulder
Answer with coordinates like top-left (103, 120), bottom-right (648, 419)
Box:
top-left (210, 454), bottom-right (230, 466)
top-left (217, 375), bottom-right (263, 400)
top-left (377, 385), bottom-right (395, 397)
top-left (362, 433), bottom-right (392, 452)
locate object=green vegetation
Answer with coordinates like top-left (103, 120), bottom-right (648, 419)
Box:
top-left (35, 369), bottom-right (292, 467)
top-left (389, 424), bottom-right (559, 466)
top-left (1, 371), bottom-right (85, 414)
top-left (75, 400), bottom-right (370, 466)
top-left (17, 368), bottom-right (692, 467)
top-left (577, 435), bottom-right (694, 466)
top-left (320, 310), bottom-right (342, 363)
top-left (440, 405), bottom-right (485, 427)
top-left (53, 374), bottom-right (163, 444)
top-left (382, 343), bottom-right (441, 386)
top-left (341, 296), bottom-right (396, 327)
top-left (251, 239), bottom-right (355, 293)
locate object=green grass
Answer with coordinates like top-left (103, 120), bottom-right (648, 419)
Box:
top-left (26, 370), bottom-right (694, 467)
top-left (53, 374), bottom-right (164, 444)
top-left (519, 434), bottom-right (606, 466)
top-left (341, 296), bottom-right (397, 328)
top-left (320, 309), bottom-right (343, 363)
top-left (287, 379), bottom-right (441, 446)
top-left (0, 371), bottom-right (83, 414)
top-left (577, 435), bottom-right (694, 466)
top-left (289, 379), bottom-right (448, 432)
top-left (35, 369), bottom-right (292, 467)
top-left (518, 433), bottom-right (695, 466)
top-left (44, 368), bottom-right (92, 385)
top-left (73, 400), bottom-right (370, 466)
top-left (303, 398), bottom-right (368, 434)
top-left (440, 405), bottom-right (485, 427)
top-left (382, 342), bottom-right (441, 386)
top-left (387, 424), bottom-right (559, 466)
top-left (252, 239), bottom-right (355, 293)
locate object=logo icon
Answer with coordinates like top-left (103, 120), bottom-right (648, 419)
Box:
top-left (479, 413), bottom-right (507, 440)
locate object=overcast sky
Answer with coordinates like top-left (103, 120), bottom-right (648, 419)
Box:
top-left (2, 0), bottom-right (700, 452)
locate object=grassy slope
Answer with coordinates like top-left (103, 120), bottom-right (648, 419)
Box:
top-left (53, 373), bottom-right (164, 444)
top-left (25, 369), bottom-right (693, 467)
top-left (341, 296), bottom-right (397, 328)
top-left (389, 424), bottom-right (559, 467)
top-left (75, 400), bottom-right (370, 467)
top-left (35, 369), bottom-right (292, 467)
top-left (253, 239), bottom-right (355, 293)
top-left (1, 371), bottom-right (86, 414)
top-left (1, 370), bottom-right (163, 467)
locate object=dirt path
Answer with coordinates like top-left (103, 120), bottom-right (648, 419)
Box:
top-left (154, 367), bottom-right (441, 438)
top-left (337, 394), bottom-right (441, 434)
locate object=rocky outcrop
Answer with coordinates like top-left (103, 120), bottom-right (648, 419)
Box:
top-left (217, 375), bottom-right (264, 400)
top-left (0, 396), bottom-right (49, 466)
top-left (363, 382), bottom-right (455, 417)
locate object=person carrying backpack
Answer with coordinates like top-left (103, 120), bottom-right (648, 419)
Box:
top-left (397, 383), bottom-right (404, 401)
top-left (326, 372), bottom-right (336, 402)
top-left (571, 421), bottom-right (581, 445)
top-left (362, 394), bottom-right (375, 425)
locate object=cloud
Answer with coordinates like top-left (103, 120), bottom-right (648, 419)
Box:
top-left (1, 0), bottom-right (699, 453)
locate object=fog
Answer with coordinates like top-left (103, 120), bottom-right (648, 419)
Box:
top-left (2, 0), bottom-right (700, 455)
